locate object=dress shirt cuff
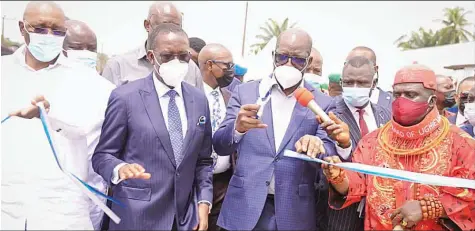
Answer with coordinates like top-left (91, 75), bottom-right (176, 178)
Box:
top-left (233, 120), bottom-right (246, 143)
top-left (198, 200), bottom-right (212, 214)
top-left (111, 163), bottom-right (128, 185)
top-left (336, 141), bottom-right (352, 161)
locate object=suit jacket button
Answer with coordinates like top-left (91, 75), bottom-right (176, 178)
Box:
top-left (176, 172), bottom-right (180, 176)
top-left (265, 181), bottom-right (270, 186)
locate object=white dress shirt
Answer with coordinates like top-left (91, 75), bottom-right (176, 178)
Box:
top-left (111, 73), bottom-right (187, 184)
top-left (203, 83), bottom-right (231, 174)
top-left (338, 101), bottom-right (378, 160)
top-left (370, 87), bottom-right (381, 105)
top-left (1, 45), bottom-right (114, 230)
top-left (456, 111), bottom-right (468, 126)
top-left (234, 76), bottom-right (351, 194)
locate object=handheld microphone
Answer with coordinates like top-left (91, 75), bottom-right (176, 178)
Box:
top-left (294, 88), bottom-right (332, 123)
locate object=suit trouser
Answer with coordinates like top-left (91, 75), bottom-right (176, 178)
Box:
top-left (253, 195), bottom-right (277, 230)
top-left (209, 169), bottom-right (233, 231)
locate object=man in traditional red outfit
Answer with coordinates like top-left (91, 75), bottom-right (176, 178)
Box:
top-left (323, 64), bottom-right (475, 231)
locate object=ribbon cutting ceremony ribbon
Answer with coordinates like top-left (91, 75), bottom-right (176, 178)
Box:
top-left (283, 150), bottom-right (475, 189)
top-left (1, 104), bottom-right (122, 224)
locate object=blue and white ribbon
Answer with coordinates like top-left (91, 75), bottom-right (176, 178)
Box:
top-left (284, 150), bottom-right (475, 189)
top-left (2, 105), bottom-right (122, 224)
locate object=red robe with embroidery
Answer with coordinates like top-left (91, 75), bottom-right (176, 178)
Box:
top-left (329, 116), bottom-right (475, 230)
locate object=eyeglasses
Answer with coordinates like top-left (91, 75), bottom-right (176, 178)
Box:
top-left (23, 20), bottom-right (67, 37)
top-left (209, 60), bottom-right (235, 70)
top-left (273, 51), bottom-right (308, 70)
top-left (460, 91), bottom-right (475, 103)
top-left (157, 52), bottom-right (191, 63)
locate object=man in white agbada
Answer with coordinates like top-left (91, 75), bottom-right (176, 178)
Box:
top-left (1, 1), bottom-right (114, 230)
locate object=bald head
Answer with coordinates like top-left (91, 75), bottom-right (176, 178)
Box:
top-left (347, 46), bottom-right (376, 64)
top-left (306, 47), bottom-right (323, 76)
top-left (63, 20), bottom-right (97, 53)
top-left (144, 1), bottom-right (182, 32)
top-left (276, 28), bottom-right (312, 56)
top-left (21, 1), bottom-right (66, 35)
top-left (198, 43), bottom-right (234, 88)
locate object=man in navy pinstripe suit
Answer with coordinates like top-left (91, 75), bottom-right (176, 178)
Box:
top-left (319, 56), bottom-right (392, 231)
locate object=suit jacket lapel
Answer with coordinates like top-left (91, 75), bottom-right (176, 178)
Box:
top-left (276, 82), bottom-right (313, 155)
top-left (336, 98), bottom-right (361, 147)
top-left (262, 99), bottom-right (276, 154)
top-left (140, 74), bottom-right (176, 167)
top-left (371, 103), bottom-right (391, 128)
top-left (180, 83), bottom-right (197, 164)
top-left (221, 88), bottom-right (231, 105)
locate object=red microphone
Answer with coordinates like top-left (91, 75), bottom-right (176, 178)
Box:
top-left (294, 88), bottom-right (332, 123)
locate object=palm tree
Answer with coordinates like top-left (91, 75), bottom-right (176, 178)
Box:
top-left (435, 7), bottom-right (475, 45)
top-left (250, 18), bottom-right (297, 55)
top-left (394, 28), bottom-right (440, 51)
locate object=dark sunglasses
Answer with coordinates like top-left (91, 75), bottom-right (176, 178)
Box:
top-left (23, 21), bottom-right (67, 37)
top-left (209, 60), bottom-right (235, 70)
top-left (460, 91), bottom-right (475, 103)
top-left (273, 51), bottom-right (308, 70)
top-left (157, 52), bottom-right (191, 63)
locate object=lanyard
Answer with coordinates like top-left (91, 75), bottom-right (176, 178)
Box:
top-left (1, 104), bottom-right (123, 225)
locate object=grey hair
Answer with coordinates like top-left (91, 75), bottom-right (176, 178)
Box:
top-left (147, 23), bottom-right (188, 51)
top-left (343, 56), bottom-right (376, 76)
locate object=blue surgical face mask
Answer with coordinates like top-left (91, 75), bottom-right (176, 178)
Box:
top-left (67, 49), bottom-right (98, 69)
top-left (25, 28), bottom-right (65, 62)
top-left (342, 87), bottom-right (372, 107)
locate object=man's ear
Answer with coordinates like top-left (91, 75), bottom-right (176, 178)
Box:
top-left (429, 95), bottom-right (438, 107)
top-left (146, 51), bottom-right (155, 64)
top-left (144, 19), bottom-right (151, 33)
top-left (19, 21), bottom-right (26, 36)
top-left (206, 60), bottom-right (213, 71)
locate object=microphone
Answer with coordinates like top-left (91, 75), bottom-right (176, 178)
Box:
top-left (294, 88), bottom-right (332, 123)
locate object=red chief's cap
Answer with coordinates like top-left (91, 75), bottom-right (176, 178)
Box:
top-left (393, 64), bottom-right (436, 90)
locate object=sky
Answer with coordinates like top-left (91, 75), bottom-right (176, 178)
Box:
top-left (1, 1), bottom-right (474, 88)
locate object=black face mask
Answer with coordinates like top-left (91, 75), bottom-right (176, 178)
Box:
top-left (216, 70), bottom-right (234, 88)
top-left (443, 90), bottom-right (456, 108)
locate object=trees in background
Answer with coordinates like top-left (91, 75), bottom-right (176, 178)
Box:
top-left (395, 7), bottom-right (474, 50)
top-left (250, 18), bottom-right (297, 55)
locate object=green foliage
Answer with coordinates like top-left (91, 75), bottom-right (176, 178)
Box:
top-left (250, 18), bottom-right (297, 55)
top-left (395, 7), bottom-right (474, 50)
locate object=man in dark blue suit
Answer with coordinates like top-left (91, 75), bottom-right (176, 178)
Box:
top-left (448, 76), bottom-right (475, 125)
top-left (319, 56), bottom-right (392, 231)
top-left (212, 28), bottom-right (352, 230)
top-left (92, 23), bottom-right (213, 230)
top-left (346, 46), bottom-right (393, 110)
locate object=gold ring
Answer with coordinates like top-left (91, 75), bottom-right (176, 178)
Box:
top-left (401, 219), bottom-right (408, 227)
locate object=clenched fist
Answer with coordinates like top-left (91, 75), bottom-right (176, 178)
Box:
top-left (235, 104), bottom-right (267, 133)
top-left (118, 163), bottom-right (151, 180)
top-left (317, 112), bottom-right (351, 148)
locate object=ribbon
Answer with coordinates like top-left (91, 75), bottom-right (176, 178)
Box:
top-left (1, 105), bottom-right (122, 224)
top-left (283, 150), bottom-right (475, 190)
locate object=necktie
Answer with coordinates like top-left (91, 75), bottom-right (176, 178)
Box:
top-left (211, 90), bottom-right (222, 134)
top-left (210, 90), bottom-right (221, 169)
top-left (167, 90), bottom-right (184, 166)
top-left (357, 109), bottom-right (369, 137)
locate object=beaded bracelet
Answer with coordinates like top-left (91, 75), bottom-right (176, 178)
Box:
top-left (420, 196), bottom-right (443, 220)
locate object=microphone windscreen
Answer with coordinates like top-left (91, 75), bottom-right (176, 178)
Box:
top-left (294, 88), bottom-right (314, 107)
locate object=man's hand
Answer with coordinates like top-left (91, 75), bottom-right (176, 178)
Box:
top-left (322, 156), bottom-right (344, 180)
top-left (10, 95), bottom-right (50, 119)
top-left (390, 200), bottom-right (423, 229)
top-left (118, 163), bottom-right (151, 180)
top-left (235, 104), bottom-right (267, 133)
top-left (295, 135), bottom-right (325, 158)
top-left (317, 112), bottom-right (351, 148)
top-left (193, 203), bottom-right (209, 231)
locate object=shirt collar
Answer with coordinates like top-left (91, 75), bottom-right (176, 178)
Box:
top-left (203, 81), bottom-right (220, 96)
top-left (137, 41), bottom-right (148, 60)
top-left (152, 72), bottom-right (183, 98)
top-left (345, 100), bottom-right (372, 115)
top-left (456, 111), bottom-right (468, 125)
top-left (14, 44), bottom-right (71, 71)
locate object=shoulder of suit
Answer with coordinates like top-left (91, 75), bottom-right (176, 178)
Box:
top-left (234, 79), bottom-right (261, 92)
top-left (111, 76), bottom-right (146, 97)
top-left (183, 81), bottom-right (207, 99)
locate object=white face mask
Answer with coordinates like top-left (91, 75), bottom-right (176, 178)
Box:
top-left (26, 32), bottom-right (65, 62)
top-left (67, 50), bottom-right (98, 69)
top-left (153, 56), bottom-right (189, 88)
top-left (342, 87), bottom-right (372, 107)
top-left (274, 65), bottom-right (303, 89)
top-left (464, 102), bottom-right (475, 125)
